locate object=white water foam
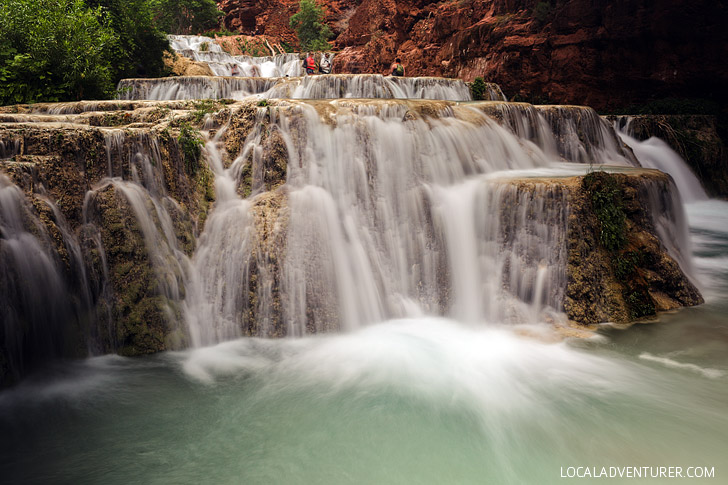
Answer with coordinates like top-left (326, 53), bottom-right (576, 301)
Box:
top-left (639, 352), bottom-right (724, 379)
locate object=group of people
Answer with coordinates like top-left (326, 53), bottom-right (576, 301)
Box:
top-left (226, 52), bottom-right (405, 77)
top-left (303, 52), bottom-right (332, 75)
top-left (303, 53), bottom-right (406, 77)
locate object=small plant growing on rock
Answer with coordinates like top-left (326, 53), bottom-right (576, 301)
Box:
top-left (199, 42), bottom-right (210, 52)
top-left (582, 171), bottom-right (657, 319)
top-left (582, 171), bottom-right (626, 251)
top-left (257, 99), bottom-right (269, 107)
top-left (178, 122), bottom-right (204, 176)
top-left (191, 99), bottom-right (219, 123)
top-left (470, 77), bottom-right (487, 101)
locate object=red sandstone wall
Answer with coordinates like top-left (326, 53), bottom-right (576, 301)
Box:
top-left (216, 0), bottom-right (728, 110)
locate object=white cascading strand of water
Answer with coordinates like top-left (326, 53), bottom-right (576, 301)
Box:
top-left (617, 131), bottom-right (708, 203)
top-left (0, 175), bottom-right (75, 376)
top-left (183, 113), bottom-right (266, 346)
top-left (275, 99), bottom-right (570, 332)
top-left (168, 35), bottom-right (302, 78)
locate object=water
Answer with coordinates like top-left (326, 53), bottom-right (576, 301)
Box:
top-left (1, 250), bottom-right (727, 484)
top-left (2, 70), bottom-right (725, 481)
top-left (1, 186), bottom-right (726, 482)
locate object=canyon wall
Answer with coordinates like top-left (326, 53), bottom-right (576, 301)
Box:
top-left (216, 0), bottom-right (728, 111)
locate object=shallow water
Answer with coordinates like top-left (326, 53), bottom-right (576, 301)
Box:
top-left (1, 202), bottom-right (727, 484)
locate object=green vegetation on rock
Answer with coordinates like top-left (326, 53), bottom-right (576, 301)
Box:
top-left (290, 0), bottom-right (333, 52)
top-left (582, 171), bottom-right (626, 252)
top-left (470, 77), bottom-right (487, 101)
top-left (178, 122), bottom-right (204, 176)
top-left (581, 171), bottom-right (656, 319)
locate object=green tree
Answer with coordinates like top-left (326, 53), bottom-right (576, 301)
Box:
top-left (151, 0), bottom-right (224, 35)
top-left (470, 77), bottom-right (487, 101)
top-left (290, 0), bottom-right (333, 51)
top-left (0, 0), bottom-right (118, 105)
top-left (87, 0), bottom-right (170, 79)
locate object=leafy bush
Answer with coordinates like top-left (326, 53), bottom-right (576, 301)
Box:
top-left (87, 0), bottom-right (169, 79)
top-left (290, 0), bottom-right (333, 52)
top-left (0, 0), bottom-right (118, 105)
top-left (470, 77), bottom-right (487, 101)
top-left (151, 0), bottom-right (224, 35)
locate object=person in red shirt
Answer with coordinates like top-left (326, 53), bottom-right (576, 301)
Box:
top-left (304, 53), bottom-right (316, 75)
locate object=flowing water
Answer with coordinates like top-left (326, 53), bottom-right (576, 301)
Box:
top-left (2, 124), bottom-right (726, 483)
top-left (1, 59), bottom-right (727, 482)
top-left (1, 218), bottom-right (727, 483)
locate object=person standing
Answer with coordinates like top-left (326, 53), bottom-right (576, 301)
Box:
top-left (391, 58), bottom-right (405, 77)
top-left (304, 53), bottom-right (316, 75)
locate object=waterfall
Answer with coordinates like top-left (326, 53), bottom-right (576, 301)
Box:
top-left (615, 124), bottom-right (708, 203)
top-left (0, 72), bottom-right (704, 381)
top-left (168, 35), bottom-right (302, 78)
top-left (0, 175), bottom-right (82, 377)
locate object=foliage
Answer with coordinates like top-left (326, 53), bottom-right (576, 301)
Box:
top-left (470, 77), bottom-right (487, 101)
top-left (201, 29), bottom-right (240, 38)
top-left (582, 171), bottom-right (626, 252)
top-left (257, 99), bottom-right (269, 107)
top-left (178, 122), bottom-right (204, 175)
top-left (86, 0), bottom-right (169, 79)
top-left (151, 0), bottom-right (224, 35)
top-left (583, 172), bottom-right (657, 319)
top-left (236, 38), bottom-right (268, 57)
top-left (190, 99), bottom-right (220, 122)
top-left (289, 0), bottom-right (333, 52)
top-left (0, 0), bottom-right (117, 105)
top-left (614, 251), bottom-right (642, 281)
top-left (199, 42), bottom-right (210, 52)
top-left (533, 1), bottom-right (553, 25)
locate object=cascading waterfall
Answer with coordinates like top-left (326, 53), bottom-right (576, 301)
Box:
top-left (0, 175), bottom-right (83, 376)
top-left (0, 71), bottom-right (706, 381)
top-left (183, 116), bottom-right (261, 346)
top-left (117, 74), bottom-right (486, 102)
top-left (169, 35), bottom-right (303, 78)
top-left (217, 100), bottom-right (577, 336)
top-left (614, 119), bottom-right (708, 202)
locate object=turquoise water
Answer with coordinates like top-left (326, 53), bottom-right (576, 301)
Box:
top-left (1, 201), bottom-right (727, 484)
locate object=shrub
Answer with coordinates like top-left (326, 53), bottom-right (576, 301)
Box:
top-left (470, 77), bottom-right (487, 101)
top-left (290, 0), bottom-right (333, 52)
top-left (0, 0), bottom-right (118, 105)
top-left (151, 0), bottom-right (224, 35)
top-left (87, 0), bottom-right (170, 79)
top-left (191, 99), bottom-right (220, 122)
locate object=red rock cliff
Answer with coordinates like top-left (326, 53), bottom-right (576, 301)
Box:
top-left (216, 0), bottom-right (728, 111)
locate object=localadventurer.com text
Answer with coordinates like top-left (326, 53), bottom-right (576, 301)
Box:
top-left (560, 466), bottom-right (715, 479)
